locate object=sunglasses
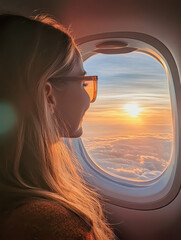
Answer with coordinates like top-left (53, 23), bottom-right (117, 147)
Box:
top-left (49, 75), bottom-right (98, 103)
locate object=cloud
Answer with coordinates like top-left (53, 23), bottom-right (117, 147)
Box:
top-left (82, 133), bottom-right (172, 181)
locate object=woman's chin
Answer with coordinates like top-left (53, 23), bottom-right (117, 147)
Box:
top-left (66, 126), bottom-right (83, 138)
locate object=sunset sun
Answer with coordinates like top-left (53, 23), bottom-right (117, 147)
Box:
top-left (124, 103), bottom-right (142, 117)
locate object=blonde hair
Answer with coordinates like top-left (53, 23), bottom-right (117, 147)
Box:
top-left (0, 13), bottom-right (115, 239)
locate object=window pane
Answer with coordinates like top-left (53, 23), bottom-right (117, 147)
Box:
top-left (82, 52), bottom-right (173, 181)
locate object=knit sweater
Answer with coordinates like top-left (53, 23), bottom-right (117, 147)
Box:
top-left (0, 199), bottom-right (94, 240)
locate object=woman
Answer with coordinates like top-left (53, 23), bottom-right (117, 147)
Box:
top-left (0, 13), bottom-right (116, 239)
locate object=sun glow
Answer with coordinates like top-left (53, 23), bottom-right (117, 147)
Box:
top-left (124, 103), bottom-right (142, 117)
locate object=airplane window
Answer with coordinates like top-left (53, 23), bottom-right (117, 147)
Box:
top-left (82, 52), bottom-right (173, 181)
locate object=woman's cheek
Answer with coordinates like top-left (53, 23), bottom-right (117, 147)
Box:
top-left (82, 88), bottom-right (91, 112)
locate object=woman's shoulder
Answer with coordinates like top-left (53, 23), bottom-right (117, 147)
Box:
top-left (2, 199), bottom-right (93, 240)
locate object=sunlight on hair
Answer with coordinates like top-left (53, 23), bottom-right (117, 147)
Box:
top-left (0, 102), bottom-right (17, 135)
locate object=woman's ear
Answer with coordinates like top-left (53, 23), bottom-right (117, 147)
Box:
top-left (44, 82), bottom-right (56, 114)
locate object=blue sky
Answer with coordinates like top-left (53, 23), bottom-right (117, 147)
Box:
top-left (84, 52), bottom-right (170, 108)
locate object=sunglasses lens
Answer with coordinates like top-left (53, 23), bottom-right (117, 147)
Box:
top-left (83, 79), bottom-right (97, 103)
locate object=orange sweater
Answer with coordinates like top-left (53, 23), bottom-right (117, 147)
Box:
top-left (1, 199), bottom-right (94, 240)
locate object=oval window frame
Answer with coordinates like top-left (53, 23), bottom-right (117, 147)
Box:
top-left (70, 32), bottom-right (181, 210)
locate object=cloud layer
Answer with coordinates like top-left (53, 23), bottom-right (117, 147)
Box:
top-left (82, 133), bottom-right (172, 181)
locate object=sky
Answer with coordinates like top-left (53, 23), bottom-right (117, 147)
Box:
top-left (81, 52), bottom-right (173, 181)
